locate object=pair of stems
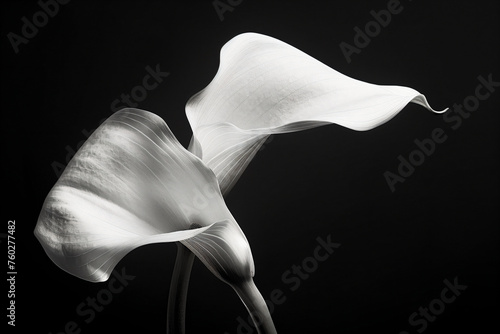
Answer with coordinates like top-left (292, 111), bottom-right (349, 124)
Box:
top-left (166, 243), bottom-right (276, 334)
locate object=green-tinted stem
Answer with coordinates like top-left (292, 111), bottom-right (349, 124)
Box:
top-left (166, 242), bottom-right (195, 334)
top-left (232, 279), bottom-right (277, 334)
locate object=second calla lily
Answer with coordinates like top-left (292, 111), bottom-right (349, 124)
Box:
top-left (176, 32), bottom-right (447, 332)
top-left (34, 109), bottom-right (276, 333)
top-left (186, 33), bottom-right (447, 194)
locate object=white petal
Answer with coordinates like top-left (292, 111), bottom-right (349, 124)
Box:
top-left (186, 32), bottom-right (447, 194)
top-left (35, 109), bottom-right (233, 282)
top-left (181, 219), bottom-right (255, 285)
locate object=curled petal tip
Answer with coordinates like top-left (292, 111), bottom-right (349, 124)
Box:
top-left (411, 94), bottom-right (448, 114)
top-left (434, 107), bottom-right (449, 114)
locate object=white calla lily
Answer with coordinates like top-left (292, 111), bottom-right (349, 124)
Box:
top-left (35, 108), bottom-right (275, 333)
top-left (35, 32), bottom-right (447, 334)
top-left (34, 109), bottom-right (255, 284)
top-left (171, 32), bottom-right (446, 332)
top-left (186, 32), bottom-right (447, 194)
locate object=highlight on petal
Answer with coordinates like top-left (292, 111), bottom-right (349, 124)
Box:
top-left (35, 108), bottom-right (234, 282)
top-left (181, 219), bottom-right (255, 285)
top-left (186, 32), bottom-right (448, 194)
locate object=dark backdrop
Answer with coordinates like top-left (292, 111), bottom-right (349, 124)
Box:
top-left (3, 1), bottom-right (499, 333)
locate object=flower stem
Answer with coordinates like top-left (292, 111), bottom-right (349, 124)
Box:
top-left (166, 242), bottom-right (195, 334)
top-left (232, 279), bottom-right (277, 334)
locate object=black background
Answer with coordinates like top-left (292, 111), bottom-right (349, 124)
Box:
top-left (2, 0), bottom-right (499, 333)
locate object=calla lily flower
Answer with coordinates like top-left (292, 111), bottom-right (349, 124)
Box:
top-left (35, 31), bottom-right (447, 334)
top-left (171, 32), bottom-right (447, 332)
top-left (186, 32), bottom-right (447, 194)
top-left (34, 109), bottom-right (275, 333)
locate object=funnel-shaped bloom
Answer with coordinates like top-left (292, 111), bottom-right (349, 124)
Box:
top-left (35, 32), bottom-right (447, 334)
top-left (186, 32), bottom-right (447, 194)
top-left (34, 109), bottom-right (254, 284)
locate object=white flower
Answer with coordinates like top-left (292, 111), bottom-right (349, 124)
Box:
top-left (34, 109), bottom-right (253, 284)
top-left (186, 32), bottom-right (447, 194)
